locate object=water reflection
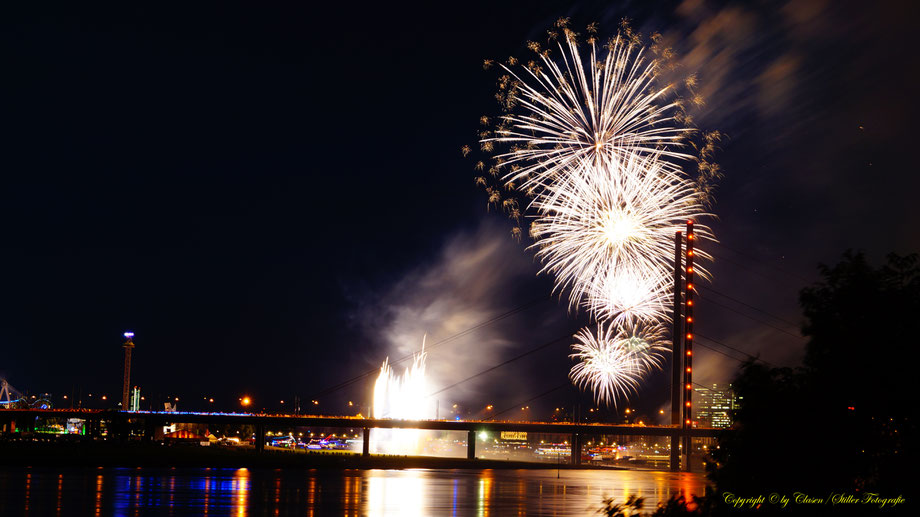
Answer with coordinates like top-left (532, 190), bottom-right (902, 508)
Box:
top-left (477, 471), bottom-right (492, 517)
top-left (0, 466), bottom-right (708, 516)
top-left (233, 468), bottom-right (248, 517)
top-left (368, 470), bottom-right (425, 516)
top-left (95, 473), bottom-right (103, 516)
top-left (24, 471), bottom-right (31, 514)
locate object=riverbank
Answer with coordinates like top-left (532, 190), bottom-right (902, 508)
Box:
top-left (0, 441), bottom-right (628, 470)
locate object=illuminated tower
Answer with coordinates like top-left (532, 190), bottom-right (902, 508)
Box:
top-left (669, 230), bottom-right (683, 472)
top-left (122, 332), bottom-right (135, 410)
top-left (683, 221), bottom-right (695, 471)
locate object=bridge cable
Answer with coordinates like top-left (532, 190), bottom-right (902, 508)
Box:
top-left (697, 297), bottom-right (805, 340)
top-left (694, 341), bottom-right (764, 366)
top-left (698, 285), bottom-right (801, 329)
top-left (710, 241), bottom-right (811, 283)
top-left (695, 333), bottom-right (782, 368)
top-left (428, 330), bottom-right (577, 398)
top-left (484, 381), bottom-right (571, 421)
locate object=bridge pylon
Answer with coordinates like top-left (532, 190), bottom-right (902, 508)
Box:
top-left (670, 230), bottom-right (683, 472)
top-left (682, 221), bottom-right (696, 472)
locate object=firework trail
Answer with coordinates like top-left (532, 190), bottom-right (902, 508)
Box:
top-left (569, 321), bottom-right (669, 406)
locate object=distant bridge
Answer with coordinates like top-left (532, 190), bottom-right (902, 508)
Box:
top-left (0, 409), bottom-right (720, 468)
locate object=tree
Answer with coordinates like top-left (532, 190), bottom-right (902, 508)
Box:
top-left (708, 251), bottom-right (917, 507)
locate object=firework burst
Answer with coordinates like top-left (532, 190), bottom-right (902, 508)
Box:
top-left (569, 321), bottom-right (669, 406)
top-left (585, 265), bottom-right (673, 325)
top-left (529, 153), bottom-right (711, 320)
top-left (490, 33), bottom-right (689, 195)
top-left (467, 20), bottom-right (721, 406)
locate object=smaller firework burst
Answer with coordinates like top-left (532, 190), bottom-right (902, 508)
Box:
top-left (569, 321), bottom-right (669, 406)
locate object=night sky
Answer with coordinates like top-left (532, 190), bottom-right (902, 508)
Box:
top-left (2, 1), bottom-right (917, 421)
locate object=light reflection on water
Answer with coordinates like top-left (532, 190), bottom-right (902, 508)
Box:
top-left (0, 466), bottom-right (708, 516)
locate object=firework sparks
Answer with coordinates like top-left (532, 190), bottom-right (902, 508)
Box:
top-left (469, 22), bottom-right (720, 406)
top-left (529, 153), bottom-right (711, 320)
top-left (489, 34), bottom-right (689, 194)
top-left (372, 337), bottom-right (430, 421)
top-left (370, 336), bottom-right (436, 455)
top-left (585, 265), bottom-right (673, 324)
top-left (569, 321), bottom-right (669, 406)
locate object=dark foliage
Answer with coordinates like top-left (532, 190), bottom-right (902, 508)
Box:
top-left (649, 493), bottom-right (712, 516)
top-left (707, 251), bottom-right (917, 511)
top-left (598, 494), bottom-right (644, 517)
top-left (598, 493), bottom-right (713, 517)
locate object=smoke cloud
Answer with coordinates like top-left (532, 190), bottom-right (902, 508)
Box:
top-left (351, 218), bottom-right (570, 415)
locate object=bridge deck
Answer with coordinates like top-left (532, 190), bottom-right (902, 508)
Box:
top-left (0, 409), bottom-right (720, 437)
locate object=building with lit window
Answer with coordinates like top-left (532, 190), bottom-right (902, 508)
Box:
top-left (129, 386), bottom-right (141, 412)
top-left (694, 384), bottom-right (737, 428)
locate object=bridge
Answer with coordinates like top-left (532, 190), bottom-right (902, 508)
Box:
top-left (0, 409), bottom-right (719, 468)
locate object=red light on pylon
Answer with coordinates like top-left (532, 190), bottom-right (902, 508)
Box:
top-left (686, 333), bottom-right (693, 340)
top-left (847, 406), bottom-right (855, 411)
top-left (687, 283), bottom-right (693, 290)
top-left (686, 351), bottom-right (692, 356)
top-left (685, 419), bottom-right (691, 424)
top-left (686, 402), bottom-right (691, 407)
top-left (686, 384), bottom-right (691, 389)
top-left (688, 250), bottom-right (694, 256)
top-left (687, 300), bottom-right (694, 306)
top-left (687, 267), bottom-right (693, 273)
top-left (686, 316), bottom-right (693, 323)
top-left (686, 367), bottom-right (691, 373)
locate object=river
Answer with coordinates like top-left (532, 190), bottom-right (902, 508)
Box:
top-left (0, 467), bottom-right (709, 516)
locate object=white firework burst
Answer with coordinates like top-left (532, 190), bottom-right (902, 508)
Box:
top-left (489, 34), bottom-right (689, 194)
top-left (471, 24), bottom-right (720, 406)
top-left (569, 321), bottom-right (669, 406)
top-left (529, 153), bottom-right (711, 320)
top-left (585, 265), bottom-right (673, 324)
